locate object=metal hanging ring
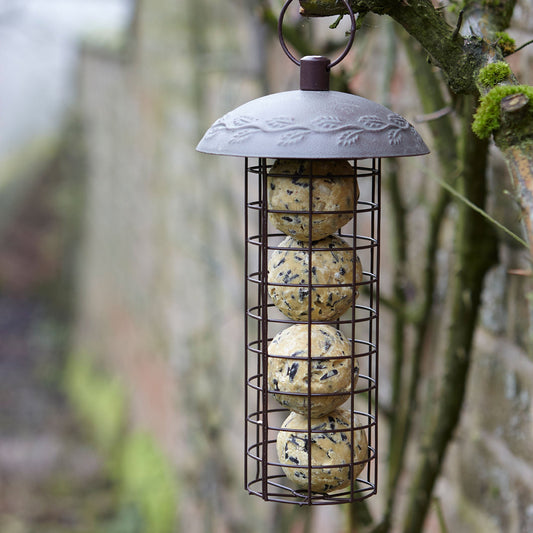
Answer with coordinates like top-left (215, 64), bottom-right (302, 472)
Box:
top-left (277, 0), bottom-right (356, 69)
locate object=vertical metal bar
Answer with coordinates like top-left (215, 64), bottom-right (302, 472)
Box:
top-left (244, 158), bottom-right (249, 492)
top-left (374, 157), bottom-right (381, 492)
top-left (350, 159), bottom-right (358, 501)
top-left (368, 159), bottom-right (376, 474)
top-left (260, 158), bottom-right (270, 499)
top-left (253, 162), bottom-right (262, 489)
top-left (307, 160), bottom-right (314, 501)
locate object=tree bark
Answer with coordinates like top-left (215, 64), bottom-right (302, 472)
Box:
top-left (503, 143), bottom-right (533, 250)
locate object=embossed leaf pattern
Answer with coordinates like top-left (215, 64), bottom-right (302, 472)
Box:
top-left (388, 128), bottom-right (403, 145)
top-left (279, 130), bottom-right (311, 145)
top-left (229, 128), bottom-right (257, 143)
top-left (387, 114), bottom-right (409, 129)
top-left (338, 130), bottom-right (363, 146)
top-left (312, 116), bottom-right (344, 130)
top-left (232, 116), bottom-right (257, 127)
top-left (203, 110), bottom-right (421, 148)
top-left (266, 117), bottom-right (294, 129)
top-left (359, 115), bottom-right (388, 131)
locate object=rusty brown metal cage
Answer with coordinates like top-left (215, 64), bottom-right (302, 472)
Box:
top-left (244, 157), bottom-right (380, 504)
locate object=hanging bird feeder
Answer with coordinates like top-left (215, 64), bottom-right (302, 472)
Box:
top-left (197, 0), bottom-right (429, 505)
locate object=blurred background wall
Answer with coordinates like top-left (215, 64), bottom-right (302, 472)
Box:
top-left (74, 0), bottom-right (263, 530)
top-left (1, 1), bottom-right (533, 532)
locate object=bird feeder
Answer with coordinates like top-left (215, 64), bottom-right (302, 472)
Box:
top-left (197, 0), bottom-right (428, 505)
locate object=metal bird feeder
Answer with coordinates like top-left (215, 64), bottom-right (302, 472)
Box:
top-left (197, 0), bottom-right (429, 505)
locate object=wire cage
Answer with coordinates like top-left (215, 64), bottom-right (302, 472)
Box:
top-left (196, 0), bottom-right (428, 506)
top-left (244, 157), bottom-right (380, 504)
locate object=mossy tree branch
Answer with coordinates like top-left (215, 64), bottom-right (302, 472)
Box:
top-left (462, 2), bottom-right (533, 256)
top-left (300, 0), bottom-right (533, 258)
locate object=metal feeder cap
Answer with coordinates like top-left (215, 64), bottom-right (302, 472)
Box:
top-left (196, 89), bottom-right (429, 159)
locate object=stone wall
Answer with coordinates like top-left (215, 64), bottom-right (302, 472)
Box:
top-left (72, 1), bottom-right (533, 532)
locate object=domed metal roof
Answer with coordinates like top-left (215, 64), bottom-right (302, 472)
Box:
top-left (197, 88), bottom-right (429, 159)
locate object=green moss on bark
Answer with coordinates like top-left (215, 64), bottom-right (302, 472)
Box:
top-left (495, 31), bottom-right (516, 55)
top-left (477, 61), bottom-right (511, 88)
top-left (472, 85), bottom-right (533, 139)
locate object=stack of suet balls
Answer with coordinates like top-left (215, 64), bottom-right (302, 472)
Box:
top-left (267, 158), bottom-right (368, 493)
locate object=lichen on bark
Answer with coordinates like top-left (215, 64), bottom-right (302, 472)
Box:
top-left (495, 31), bottom-right (516, 55)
